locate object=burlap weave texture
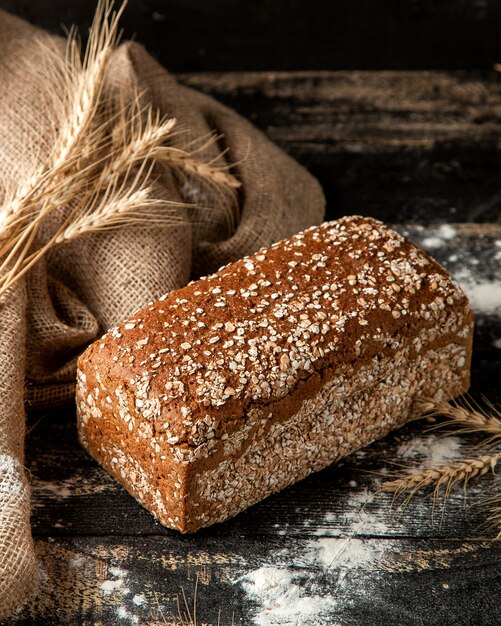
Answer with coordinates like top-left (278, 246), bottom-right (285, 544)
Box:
top-left (0, 9), bottom-right (325, 618)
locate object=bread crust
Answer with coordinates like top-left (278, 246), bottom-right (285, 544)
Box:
top-left (77, 216), bottom-right (473, 532)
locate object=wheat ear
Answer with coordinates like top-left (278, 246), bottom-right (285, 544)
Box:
top-left (418, 396), bottom-right (501, 446)
top-left (0, 0), bottom-right (126, 297)
top-left (0, 1), bottom-right (123, 237)
top-left (382, 451), bottom-right (501, 525)
top-left (0, 0), bottom-right (243, 299)
top-left (382, 453), bottom-right (501, 497)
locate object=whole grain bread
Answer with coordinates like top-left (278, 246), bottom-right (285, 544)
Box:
top-left (77, 216), bottom-right (473, 532)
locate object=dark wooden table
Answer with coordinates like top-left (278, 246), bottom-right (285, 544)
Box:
top-left (6, 70), bottom-right (501, 626)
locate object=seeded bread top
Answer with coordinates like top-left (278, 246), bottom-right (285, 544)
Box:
top-left (78, 216), bottom-right (471, 446)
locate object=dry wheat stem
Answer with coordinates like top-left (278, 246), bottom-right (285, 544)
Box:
top-left (418, 396), bottom-right (501, 446)
top-left (0, 2), bottom-right (124, 287)
top-left (97, 112), bottom-right (178, 188)
top-left (0, 0), bottom-right (243, 299)
top-left (0, 1), bottom-right (123, 234)
top-left (486, 505), bottom-right (501, 539)
top-left (378, 396), bottom-right (501, 537)
top-left (383, 452), bottom-right (501, 495)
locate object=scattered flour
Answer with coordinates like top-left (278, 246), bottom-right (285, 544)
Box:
top-left (100, 578), bottom-right (124, 595)
top-left (240, 566), bottom-right (337, 626)
top-left (238, 486), bottom-right (387, 625)
top-left (99, 565), bottom-right (142, 623)
top-left (117, 606), bottom-right (139, 624)
top-left (0, 454), bottom-right (27, 497)
top-left (316, 487), bottom-right (390, 536)
top-left (420, 224), bottom-right (456, 249)
top-left (401, 224), bottom-right (501, 317)
top-left (397, 434), bottom-right (462, 467)
top-left (132, 593), bottom-right (146, 606)
top-left (312, 537), bottom-right (382, 569)
top-left (110, 566), bottom-right (128, 578)
top-left (452, 271), bottom-right (501, 316)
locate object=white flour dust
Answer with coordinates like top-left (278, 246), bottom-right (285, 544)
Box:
top-left (397, 434), bottom-right (462, 467)
top-left (420, 224), bottom-right (457, 249)
top-left (241, 567), bottom-right (337, 626)
top-left (334, 487), bottom-right (390, 536)
top-left (312, 536), bottom-right (383, 569)
top-left (238, 485), bottom-right (387, 625)
top-left (0, 453), bottom-right (27, 497)
top-left (239, 530), bottom-right (384, 625)
top-left (99, 565), bottom-right (141, 624)
top-left (452, 271), bottom-right (501, 316)
top-left (132, 593), bottom-right (146, 606)
top-left (399, 223), bottom-right (501, 316)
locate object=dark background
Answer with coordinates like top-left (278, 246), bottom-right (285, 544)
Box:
top-left (1, 0), bottom-right (501, 72)
top-left (3, 1), bottom-right (501, 224)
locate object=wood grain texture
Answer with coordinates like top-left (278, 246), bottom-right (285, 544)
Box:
top-left (8, 537), bottom-right (501, 626)
top-left (6, 224), bottom-right (501, 625)
top-left (1, 0), bottom-right (501, 71)
top-left (179, 70), bottom-right (501, 223)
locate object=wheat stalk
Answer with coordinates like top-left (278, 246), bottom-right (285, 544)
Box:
top-left (0, 1), bottom-right (123, 242)
top-left (418, 396), bottom-right (501, 446)
top-left (485, 496), bottom-right (501, 539)
top-left (382, 452), bottom-right (501, 497)
top-left (0, 0), bottom-right (125, 295)
top-left (0, 0), bottom-right (242, 299)
top-left (382, 451), bottom-right (501, 526)
top-left (380, 395), bottom-right (501, 534)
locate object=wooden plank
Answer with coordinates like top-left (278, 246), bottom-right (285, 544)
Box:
top-left (2, 0), bottom-right (501, 72)
top-left (28, 416), bottom-right (501, 540)
top-left (26, 224), bottom-right (501, 542)
top-left (178, 71), bottom-right (501, 223)
top-left (7, 536), bottom-right (501, 625)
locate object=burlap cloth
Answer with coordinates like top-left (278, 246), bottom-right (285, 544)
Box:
top-left (0, 9), bottom-right (324, 619)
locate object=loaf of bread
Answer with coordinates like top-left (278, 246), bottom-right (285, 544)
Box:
top-left (76, 216), bottom-right (473, 533)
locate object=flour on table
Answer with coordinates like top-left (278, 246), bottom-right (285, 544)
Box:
top-left (132, 593), bottom-right (146, 606)
top-left (397, 434), bottom-right (462, 467)
top-left (452, 271), bottom-right (501, 316)
top-left (398, 223), bottom-right (501, 317)
top-left (100, 579), bottom-right (124, 594)
top-left (117, 606), bottom-right (139, 624)
top-left (420, 224), bottom-right (457, 249)
top-left (237, 486), bottom-right (387, 625)
top-left (240, 566), bottom-right (337, 626)
top-left (312, 537), bottom-right (383, 569)
top-left (98, 565), bottom-right (142, 624)
top-left (313, 486), bottom-right (390, 537)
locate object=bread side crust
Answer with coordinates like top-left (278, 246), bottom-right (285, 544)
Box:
top-left (77, 309), bottom-right (472, 532)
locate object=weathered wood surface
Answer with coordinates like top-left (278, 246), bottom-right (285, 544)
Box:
top-left (7, 223), bottom-right (501, 626)
top-left (180, 71), bottom-right (501, 224)
top-left (2, 0), bottom-right (501, 72)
